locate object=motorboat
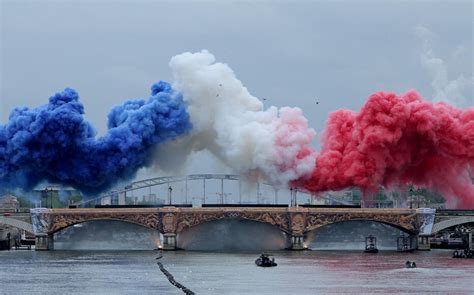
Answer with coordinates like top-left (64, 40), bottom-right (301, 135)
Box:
top-left (255, 253), bottom-right (277, 267)
top-left (397, 235), bottom-right (415, 252)
top-left (364, 246), bottom-right (379, 253)
top-left (364, 235), bottom-right (379, 253)
top-left (405, 261), bottom-right (417, 268)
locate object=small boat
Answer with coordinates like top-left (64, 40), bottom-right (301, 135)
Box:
top-left (364, 235), bottom-right (379, 253)
top-left (405, 261), bottom-right (417, 268)
top-left (453, 248), bottom-right (473, 259)
top-left (364, 246), bottom-right (379, 253)
top-left (255, 253), bottom-right (277, 267)
top-left (397, 235), bottom-right (415, 252)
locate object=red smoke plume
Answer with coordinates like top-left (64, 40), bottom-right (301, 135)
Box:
top-left (298, 90), bottom-right (474, 208)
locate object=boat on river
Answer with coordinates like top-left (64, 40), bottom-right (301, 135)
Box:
top-left (255, 254), bottom-right (277, 267)
top-left (364, 235), bottom-right (379, 253)
top-left (0, 227), bottom-right (12, 250)
top-left (405, 261), bottom-right (417, 268)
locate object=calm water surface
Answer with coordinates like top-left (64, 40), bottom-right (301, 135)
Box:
top-left (1, 250), bottom-right (473, 294)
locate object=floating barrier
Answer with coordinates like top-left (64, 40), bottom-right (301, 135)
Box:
top-left (156, 252), bottom-right (195, 295)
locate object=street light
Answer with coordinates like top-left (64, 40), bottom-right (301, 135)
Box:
top-left (168, 186), bottom-right (173, 205)
top-left (44, 187), bottom-right (54, 209)
top-left (290, 188), bottom-right (294, 207)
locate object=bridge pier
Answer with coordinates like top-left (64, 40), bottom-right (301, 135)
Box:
top-left (417, 235), bottom-right (431, 251)
top-left (162, 233), bottom-right (177, 250)
top-left (35, 234), bottom-right (54, 251)
top-left (290, 235), bottom-right (305, 250)
top-left (468, 232), bottom-right (472, 250)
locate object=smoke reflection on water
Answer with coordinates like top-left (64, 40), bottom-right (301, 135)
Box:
top-left (54, 220), bottom-right (160, 250)
top-left (306, 221), bottom-right (407, 250)
top-left (177, 219), bottom-right (291, 251)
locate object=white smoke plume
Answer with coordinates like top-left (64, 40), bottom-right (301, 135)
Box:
top-left (153, 50), bottom-right (316, 187)
top-left (415, 25), bottom-right (474, 107)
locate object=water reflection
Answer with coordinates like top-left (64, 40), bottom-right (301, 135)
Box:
top-left (307, 220), bottom-right (411, 250)
top-left (54, 220), bottom-right (160, 250)
top-left (2, 250), bottom-right (471, 294)
top-left (177, 219), bottom-right (291, 251)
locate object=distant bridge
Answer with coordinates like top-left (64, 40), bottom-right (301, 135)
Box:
top-left (73, 174), bottom-right (354, 207)
top-left (431, 210), bottom-right (474, 234)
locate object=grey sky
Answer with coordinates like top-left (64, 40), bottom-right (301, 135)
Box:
top-left (1, 0), bottom-right (472, 200)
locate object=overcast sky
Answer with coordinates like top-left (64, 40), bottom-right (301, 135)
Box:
top-left (1, 0), bottom-right (472, 199)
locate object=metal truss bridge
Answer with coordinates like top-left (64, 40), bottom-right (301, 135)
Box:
top-left (73, 174), bottom-right (352, 207)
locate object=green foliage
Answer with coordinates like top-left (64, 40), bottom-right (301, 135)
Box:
top-left (351, 188), bottom-right (361, 201)
top-left (17, 196), bottom-right (34, 208)
top-left (417, 188), bottom-right (446, 204)
top-left (65, 195), bottom-right (82, 206)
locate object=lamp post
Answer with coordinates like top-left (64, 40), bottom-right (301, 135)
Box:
top-left (294, 188), bottom-right (298, 207)
top-left (44, 187), bottom-right (53, 209)
top-left (408, 187), bottom-right (414, 209)
top-left (290, 188), bottom-right (294, 207)
top-left (168, 186), bottom-right (173, 205)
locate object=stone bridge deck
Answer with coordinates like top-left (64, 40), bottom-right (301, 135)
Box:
top-left (31, 207), bottom-right (432, 250)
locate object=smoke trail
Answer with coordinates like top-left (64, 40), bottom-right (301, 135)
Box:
top-left (153, 50), bottom-right (317, 186)
top-left (415, 25), bottom-right (474, 107)
top-left (298, 90), bottom-right (474, 208)
top-left (0, 81), bottom-right (191, 193)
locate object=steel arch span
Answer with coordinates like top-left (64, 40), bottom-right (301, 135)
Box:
top-left (75, 174), bottom-right (352, 207)
top-left (432, 216), bottom-right (474, 234)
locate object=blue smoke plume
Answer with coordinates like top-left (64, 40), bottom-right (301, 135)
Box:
top-left (0, 81), bottom-right (192, 194)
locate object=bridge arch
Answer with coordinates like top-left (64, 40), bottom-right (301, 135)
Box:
top-left (0, 216), bottom-right (34, 234)
top-left (176, 211), bottom-right (290, 235)
top-left (432, 216), bottom-right (474, 234)
top-left (304, 211), bottom-right (419, 235)
top-left (49, 218), bottom-right (159, 235)
top-left (44, 211), bottom-right (162, 235)
top-left (176, 218), bottom-right (291, 251)
top-left (75, 174), bottom-right (353, 207)
top-left (305, 219), bottom-right (416, 235)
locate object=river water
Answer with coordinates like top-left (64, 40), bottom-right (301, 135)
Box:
top-left (1, 250), bottom-right (473, 294)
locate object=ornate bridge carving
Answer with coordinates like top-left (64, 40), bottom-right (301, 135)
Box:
top-left (175, 208), bottom-right (291, 234)
top-left (304, 209), bottom-right (422, 234)
top-left (31, 207), bottom-right (423, 236)
top-left (31, 208), bottom-right (165, 235)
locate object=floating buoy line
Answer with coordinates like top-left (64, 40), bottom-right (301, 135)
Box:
top-left (156, 251), bottom-right (195, 295)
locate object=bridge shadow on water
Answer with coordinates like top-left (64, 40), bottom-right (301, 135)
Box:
top-left (54, 220), bottom-right (160, 250)
top-left (177, 219), bottom-right (291, 251)
top-left (306, 220), bottom-right (410, 250)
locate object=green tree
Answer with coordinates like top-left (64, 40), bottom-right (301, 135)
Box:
top-left (17, 196), bottom-right (34, 208)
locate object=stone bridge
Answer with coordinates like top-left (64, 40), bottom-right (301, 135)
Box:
top-left (30, 207), bottom-right (435, 250)
top-left (431, 210), bottom-right (474, 233)
top-left (0, 215), bottom-right (34, 234)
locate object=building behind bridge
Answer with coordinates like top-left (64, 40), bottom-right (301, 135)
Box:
top-left (0, 194), bottom-right (20, 212)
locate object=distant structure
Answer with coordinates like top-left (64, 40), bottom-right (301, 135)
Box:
top-left (33, 185), bottom-right (82, 208)
top-left (0, 194), bottom-right (19, 212)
